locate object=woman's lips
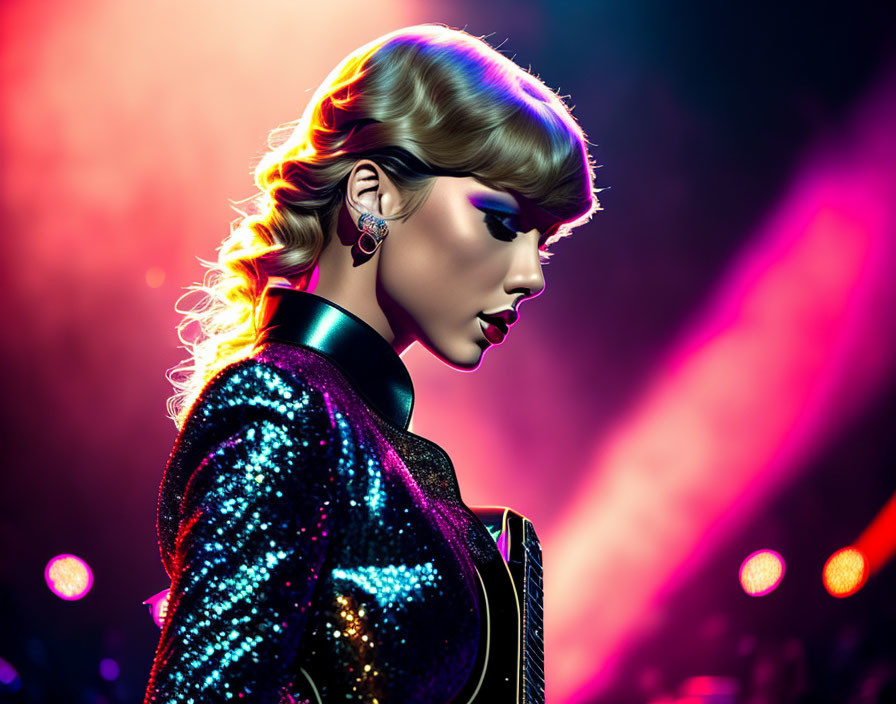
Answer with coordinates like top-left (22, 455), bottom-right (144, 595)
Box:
top-left (478, 315), bottom-right (506, 344)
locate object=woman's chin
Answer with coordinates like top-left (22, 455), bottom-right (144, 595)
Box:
top-left (428, 340), bottom-right (487, 372)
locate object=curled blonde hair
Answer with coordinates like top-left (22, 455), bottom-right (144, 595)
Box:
top-left (167, 23), bottom-right (600, 426)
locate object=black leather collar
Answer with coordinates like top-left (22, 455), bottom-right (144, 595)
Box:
top-left (257, 287), bottom-right (414, 430)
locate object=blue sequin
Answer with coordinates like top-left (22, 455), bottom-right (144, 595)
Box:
top-left (146, 343), bottom-right (497, 703)
top-left (331, 562), bottom-right (439, 609)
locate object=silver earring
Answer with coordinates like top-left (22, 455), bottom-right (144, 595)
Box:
top-left (356, 212), bottom-right (389, 255)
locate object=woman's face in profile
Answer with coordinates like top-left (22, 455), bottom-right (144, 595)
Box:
top-left (378, 175), bottom-right (550, 369)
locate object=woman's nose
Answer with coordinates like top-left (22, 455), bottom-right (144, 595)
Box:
top-left (504, 232), bottom-right (546, 300)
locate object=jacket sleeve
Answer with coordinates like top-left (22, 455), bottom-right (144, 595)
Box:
top-left (144, 362), bottom-right (343, 703)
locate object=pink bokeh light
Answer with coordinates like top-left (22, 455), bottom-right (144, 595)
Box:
top-left (44, 553), bottom-right (94, 601)
top-left (739, 549), bottom-right (786, 597)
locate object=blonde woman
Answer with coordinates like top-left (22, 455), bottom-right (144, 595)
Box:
top-left (145, 24), bottom-right (598, 703)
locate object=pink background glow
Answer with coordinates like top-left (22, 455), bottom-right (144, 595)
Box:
top-left (2, 1), bottom-right (895, 701)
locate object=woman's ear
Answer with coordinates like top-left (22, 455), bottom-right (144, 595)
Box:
top-left (346, 160), bottom-right (400, 220)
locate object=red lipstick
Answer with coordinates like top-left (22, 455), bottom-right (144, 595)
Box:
top-left (478, 315), bottom-right (507, 344)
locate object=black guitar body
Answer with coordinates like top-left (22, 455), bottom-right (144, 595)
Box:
top-left (452, 506), bottom-right (544, 704)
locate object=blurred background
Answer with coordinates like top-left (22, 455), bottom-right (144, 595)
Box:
top-left (2, 1), bottom-right (895, 702)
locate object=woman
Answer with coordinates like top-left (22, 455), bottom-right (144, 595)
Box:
top-left (144, 24), bottom-right (598, 703)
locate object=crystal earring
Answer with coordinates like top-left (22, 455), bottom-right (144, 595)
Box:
top-left (356, 212), bottom-right (389, 255)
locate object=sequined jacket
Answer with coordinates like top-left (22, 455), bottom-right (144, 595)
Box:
top-left (144, 288), bottom-right (521, 703)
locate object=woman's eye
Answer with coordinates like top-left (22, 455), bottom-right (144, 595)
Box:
top-left (482, 210), bottom-right (519, 242)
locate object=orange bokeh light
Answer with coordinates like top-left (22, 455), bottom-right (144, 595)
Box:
top-left (823, 547), bottom-right (868, 598)
top-left (145, 266), bottom-right (166, 288)
top-left (739, 549), bottom-right (785, 596)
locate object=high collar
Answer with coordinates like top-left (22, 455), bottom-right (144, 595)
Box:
top-left (257, 287), bottom-right (415, 430)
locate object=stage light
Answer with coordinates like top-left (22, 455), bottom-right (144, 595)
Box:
top-left (855, 488), bottom-right (896, 577)
top-left (546, 70), bottom-right (896, 701)
top-left (739, 549), bottom-right (785, 596)
top-left (44, 554), bottom-right (93, 600)
top-left (823, 547), bottom-right (868, 597)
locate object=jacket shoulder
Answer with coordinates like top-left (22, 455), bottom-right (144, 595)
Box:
top-left (186, 356), bottom-right (321, 427)
top-left (157, 356), bottom-right (335, 575)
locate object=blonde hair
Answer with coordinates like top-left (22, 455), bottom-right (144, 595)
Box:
top-left (167, 23), bottom-right (600, 426)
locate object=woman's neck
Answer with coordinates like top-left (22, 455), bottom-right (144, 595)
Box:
top-left (306, 231), bottom-right (414, 356)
